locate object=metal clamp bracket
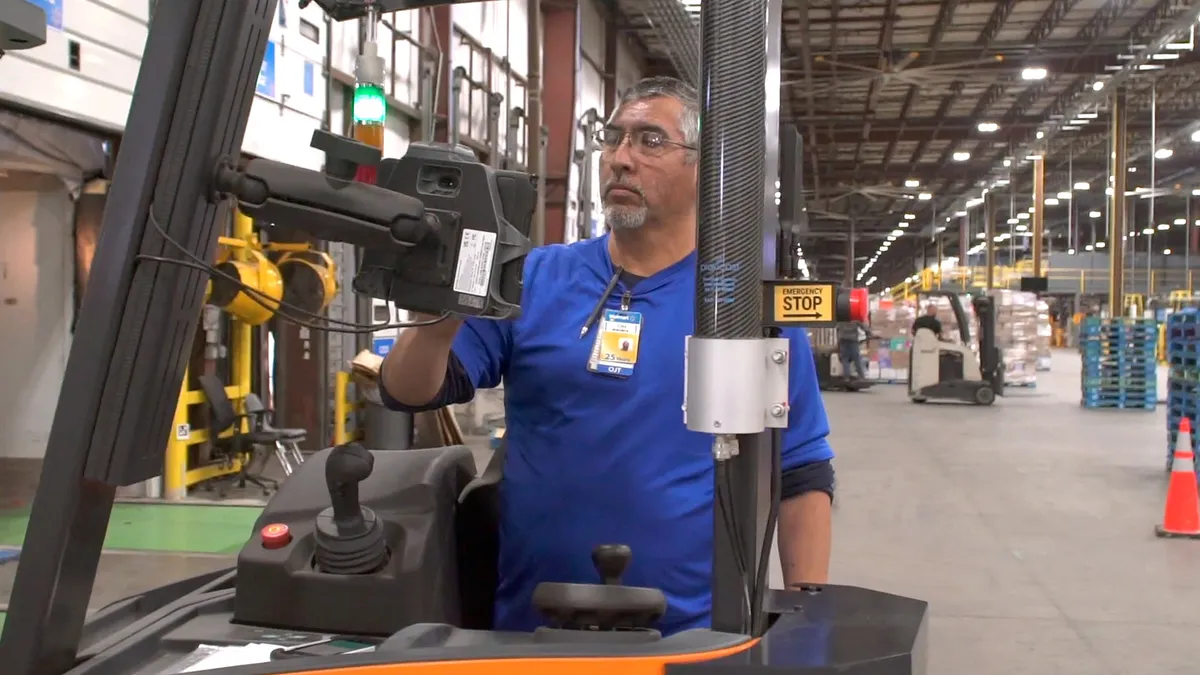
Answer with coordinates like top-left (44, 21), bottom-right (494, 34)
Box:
top-left (683, 336), bottom-right (791, 436)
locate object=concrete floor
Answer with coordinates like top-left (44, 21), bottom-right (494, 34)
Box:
top-left (824, 351), bottom-right (1195, 675)
top-left (2, 349), bottom-right (1195, 674)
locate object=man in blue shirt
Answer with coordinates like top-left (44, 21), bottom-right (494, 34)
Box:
top-left (380, 76), bottom-right (835, 636)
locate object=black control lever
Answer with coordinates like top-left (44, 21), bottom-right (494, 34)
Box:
top-left (314, 444), bottom-right (389, 575)
top-left (592, 544), bottom-right (632, 585)
top-left (325, 443), bottom-right (373, 537)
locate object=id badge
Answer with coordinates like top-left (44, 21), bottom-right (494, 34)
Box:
top-left (587, 309), bottom-right (643, 378)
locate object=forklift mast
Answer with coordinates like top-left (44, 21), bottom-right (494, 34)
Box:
top-left (972, 294), bottom-right (1005, 394)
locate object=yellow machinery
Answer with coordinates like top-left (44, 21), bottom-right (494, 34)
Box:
top-left (163, 210), bottom-right (339, 499)
top-left (333, 370), bottom-right (366, 446)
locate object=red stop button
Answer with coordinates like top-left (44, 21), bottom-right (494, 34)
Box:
top-left (848, 287), bottom-right (869, 323)
top-left (261, 523), bottom-right (292, 550)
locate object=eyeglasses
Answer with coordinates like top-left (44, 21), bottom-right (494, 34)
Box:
top-left (595, 127), bottom-right (695, 157)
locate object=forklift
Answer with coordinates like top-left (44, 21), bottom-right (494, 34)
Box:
top-left (908, 291), bottom-right (1004, 405)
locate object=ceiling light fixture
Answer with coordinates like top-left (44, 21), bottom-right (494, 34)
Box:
top-left (1022, 67), bottom-right (1048, 80)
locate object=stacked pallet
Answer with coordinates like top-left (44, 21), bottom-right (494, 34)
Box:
top-left (1079, 317), bottom-right (1157, 410)
top-left (1166, 309), bottom-right (1200, 466)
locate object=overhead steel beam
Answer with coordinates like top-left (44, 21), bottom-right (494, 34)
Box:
top-left (807, 117), bottom-right (1171, 143)
top-left (793, 50), bottom-right (1163, 77)
top-left (642, 0), bottom-right (699, 86)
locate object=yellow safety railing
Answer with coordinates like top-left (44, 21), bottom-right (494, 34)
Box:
top-left (333, 371), bottom-right (366, 446)
top-left (890, 263), bottom-right (1199, 302)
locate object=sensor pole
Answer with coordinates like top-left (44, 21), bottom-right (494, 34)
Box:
top-left (684, 0), bottom-right (780, 637)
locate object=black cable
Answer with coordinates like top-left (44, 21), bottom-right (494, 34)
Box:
top-left (139, 208), bottom-right (447, 334)
top-left (714, 459), bottom-right (752, 633)
top-left (750, 426), bottom-right (782, 636)
top-left (146, 208), bottom-right (418, 330)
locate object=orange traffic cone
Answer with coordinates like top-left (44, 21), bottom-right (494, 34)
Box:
top-left (1156, 417), bottom-right (1200, 539)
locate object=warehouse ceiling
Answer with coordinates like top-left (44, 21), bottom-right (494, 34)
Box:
top-left (613, 0), bottom-right (1200, 287)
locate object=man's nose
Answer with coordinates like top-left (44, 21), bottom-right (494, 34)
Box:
top-left (607, 138), bottom-right (636, 171)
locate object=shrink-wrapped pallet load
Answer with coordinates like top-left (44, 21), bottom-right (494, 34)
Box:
top-left (865, 298), bottom-right (915, 382)
top-left (988, 289), bottom-right (1039, 387)
top-left (1035, 299), bottom-right (1053, 371)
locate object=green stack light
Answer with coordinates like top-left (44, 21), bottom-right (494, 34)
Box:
top-left (353, 83), bottom-right (387, 125)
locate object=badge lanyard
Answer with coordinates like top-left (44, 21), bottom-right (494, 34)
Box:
top-left (587, 289), bottom-right (642, 378)
top-left (580, 268), bottom-right (642, 379)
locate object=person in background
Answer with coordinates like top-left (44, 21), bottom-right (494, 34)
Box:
top-left (835, 320), bottom-right (871, 380)
top-left (377, 76), bottom-right (834, 636)
top-left (911, 304), bottom-right (943, 339)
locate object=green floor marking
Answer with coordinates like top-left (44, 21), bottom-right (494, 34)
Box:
top-left (0, 504), bottom-right (262, 554)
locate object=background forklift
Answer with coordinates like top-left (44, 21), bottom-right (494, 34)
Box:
top-left (908, 290), bottom-right (1004, 405)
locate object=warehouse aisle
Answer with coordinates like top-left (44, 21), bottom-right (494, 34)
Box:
top-left (826, 350), bottom-right (1197, 675)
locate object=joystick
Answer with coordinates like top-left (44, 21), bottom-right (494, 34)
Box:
top-left (592, 544), bottom-right (632, 585)
top-left (313, 443), bottom-right (389, 574)
top-left (532, 544), bottom-right (667, 631)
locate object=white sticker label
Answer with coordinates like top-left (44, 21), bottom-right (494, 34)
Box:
top-left (452, 229), bottom-right (498, 297)
top-left (175, 423), bottom-right (191, 441)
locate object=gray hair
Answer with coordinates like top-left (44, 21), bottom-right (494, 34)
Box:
top-left (612, 76), bottom-right (700, 150)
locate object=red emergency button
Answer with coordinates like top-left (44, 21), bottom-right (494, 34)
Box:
top-left (848, 287), bottom-right (869, 323)
top-left (261, 523), bottom-right (292, 549)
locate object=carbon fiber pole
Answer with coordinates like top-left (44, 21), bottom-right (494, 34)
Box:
top-left (695, 0), bottom-right (767, 339)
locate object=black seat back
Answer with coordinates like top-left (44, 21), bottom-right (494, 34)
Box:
top-left (243, 392), bottom-right (266, 415)
top-left (455, 440), bottom-right (504, 630)
top-left (198, 374), bottom-right (238, 434)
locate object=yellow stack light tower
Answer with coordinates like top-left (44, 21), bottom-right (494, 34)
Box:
top-left (352, 7), bottom-right (386, 183)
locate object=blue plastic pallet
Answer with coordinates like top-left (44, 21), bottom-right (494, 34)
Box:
top-left (1079, 333), bottom-right (1158, 341)
top-left (1083, 400), bottom-right (1156, 410)
top-left (1084, 393), bottom-right (1155, 402)
top-left (1084, 367), bottom-right (1155, 374)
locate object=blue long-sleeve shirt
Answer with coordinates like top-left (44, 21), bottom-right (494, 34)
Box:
top-left (381, 234), bottom-right (834, 634)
